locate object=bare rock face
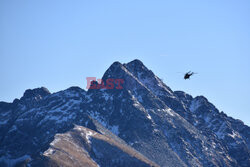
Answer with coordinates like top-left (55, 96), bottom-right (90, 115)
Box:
top-left (0, 60), bottom-right (249, 167)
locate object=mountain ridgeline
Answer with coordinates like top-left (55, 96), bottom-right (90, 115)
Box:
top-left (0, 60), bottom-right (249, 167)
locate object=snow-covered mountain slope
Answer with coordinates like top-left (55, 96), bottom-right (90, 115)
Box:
top-left (174, 92), bottom-right (250, 166)
top-left (0, 59), bottom-right (249, 167)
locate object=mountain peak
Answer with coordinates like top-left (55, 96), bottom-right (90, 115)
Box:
top-left (125, 59), bottom-right (148, 72)
top-left (111, 61), bottom-right (122, 66)
top-left (1, 60), bottom-right (249, 167)
top-left (65, 86), bottom-right (85, 93)
top-left (102, 60), bottom-right (146, 80)
top-left (126, 59), bottom-right (144, 66)
top-left (102, 61), bottom-right (125, 80)
top-left (108, 61), bottom-right (123, 71)
top-left (21, 87), bottom-right (50, 101)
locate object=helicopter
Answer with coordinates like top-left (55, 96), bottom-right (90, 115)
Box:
top-left (184, 71), bottom-right (197, 80)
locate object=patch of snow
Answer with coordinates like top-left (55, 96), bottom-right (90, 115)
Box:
top-left (147, 114), bottom-right (152, 120)
top-left (75, 126), bottom-right (96, 144)
top-left (226, 155), bottom-right (233, 161)
top-left (131, 96), bottom-right (144, 110)
top-left (228, 131), bottom-right (241, 139)
top-left (75, 125), bottom-right (83, 131)
top-left (164, 108), bottom-right (174, 116)
top-left (85, 130), bottom-right (94, 143)
top-left (211, 142), bottom-right (216, 149)
top-left (51, 137), bottom-right (61, 146)
top-left (43, 148), bottom-right (55, 156)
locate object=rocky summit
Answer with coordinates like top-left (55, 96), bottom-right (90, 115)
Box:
top-left (0, 59), bottom-right (249, 167)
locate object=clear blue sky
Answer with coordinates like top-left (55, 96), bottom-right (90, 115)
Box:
top-left (0, 0), bottom-right (249, 125)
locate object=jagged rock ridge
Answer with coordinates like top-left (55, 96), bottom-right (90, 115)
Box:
top-left (0, 59), bottom-right (249, 167)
